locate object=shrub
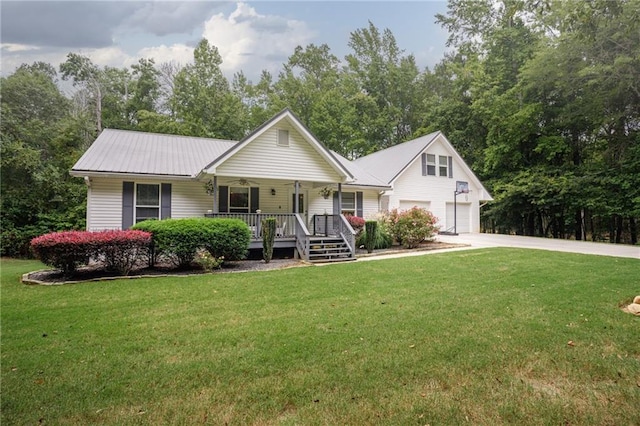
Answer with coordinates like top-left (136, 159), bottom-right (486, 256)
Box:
top-left (345, 215), bottom-right (365, 235)
top-left (356, 212), bottom-right (393, 250)
top-left (390, 207), bottom-right (439, 248)
top-left (30, 230), bottom-right (153, 276)
top-left (364, 220), bottom-right (377, 253)
top-left (132, 218), bottom-right (251, 268)
top-left (194, 249), bottom-right (224, 272)
top-left (93, 230), bottom-right (152, 275)
top-left (203, 218), bottom-right (251, 261)
top-left (31, 231), bottom-right (94, 276)
top-left (132, 218), bottom-right (207, 268)
top-left (262, 217), bottom-right (276, 263)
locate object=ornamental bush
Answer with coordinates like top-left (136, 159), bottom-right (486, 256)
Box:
top-left (31, 231), bottom-right (93, 276)
top-left (261, 217), bottom-right (276, 263)
top-left (345, 215), bottom-right (365, 235)
top-left (204, 218), bottom-right (251, 261)
top-left (93, 230), bottom-right (152, 275)
top-left (364, 220), bottom-right (378, 253)
top-left (390, 207), bottom-right (439, 248)
top-left (30, 229), bottom-right (152, 276)
top-left (132, 218), bottom-right (250, 268)
top-left (356, 212), bottom-right (393, 250)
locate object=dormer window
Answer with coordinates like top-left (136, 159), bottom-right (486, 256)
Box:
top-left (277, 129), bottom-right (289, 146)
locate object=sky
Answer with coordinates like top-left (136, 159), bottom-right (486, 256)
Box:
top-left (1, 1), bottom-right (451, 84)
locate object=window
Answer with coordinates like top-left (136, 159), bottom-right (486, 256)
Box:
top-left (426, 154), bottom-right (436, 176)
top-left (439, 155), bottom-right (448, 177)
top-left (135, 183), bottom-right (160, 222)
top-left (277, 129), bottom-right (289, 146)
top-left (341, 192), bottom-right (356, 215)
top-left (229, 187), bottom-right (249, 213)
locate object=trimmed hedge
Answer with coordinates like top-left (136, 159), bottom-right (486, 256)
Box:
top-left (30, 230), bottom-right (152, 276)
top-left (132, 218), bottom-right (251, 268)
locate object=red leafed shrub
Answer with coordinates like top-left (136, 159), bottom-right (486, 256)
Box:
top-left (31, 230), bottom-right (152, 276)
top-left (389, 207), bottom-right (439, 248)
top-left (91, 230), bottom-right (152, 275)
top-left (31, 231), bottom-right (94, 276)
top-left (345, 215), bottom-right (365, 234)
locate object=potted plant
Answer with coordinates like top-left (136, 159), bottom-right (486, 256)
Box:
top-left (318, 186), bottom-right (333, 199)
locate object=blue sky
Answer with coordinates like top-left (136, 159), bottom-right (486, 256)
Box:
top-left (1, 1), bottom-right (451, 83)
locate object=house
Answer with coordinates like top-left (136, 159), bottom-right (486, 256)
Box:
top-left (353, 132), bottom-right (493, 234)
top-left (70, 109), bottom-right (491, 261)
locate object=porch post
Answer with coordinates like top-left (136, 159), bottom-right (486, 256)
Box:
top-left (337, 183), bottom-right (342, 214)
top-left (213, 175), bottom-right (218, 213)
top-left (294, 180), bottom-right (300, 213)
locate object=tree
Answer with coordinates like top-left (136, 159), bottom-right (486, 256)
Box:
top-left (171, 39), bottom-right (245, 139)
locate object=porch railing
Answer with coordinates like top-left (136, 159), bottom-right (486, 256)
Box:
top-left (204, 213), bottom-right (297, 240)
top-left (312, 214), bottom-right (356, 253)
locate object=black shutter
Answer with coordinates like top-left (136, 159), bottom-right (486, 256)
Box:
top-left (219, 186), bottom-right (229, 212)
top-left (448, 156), bottom-right (453, 178)
top-left (356, 191), bottom-right (363, 217)
top-left (250, 187), bottom-right (259, 213)
top-left (333, 191), bottom-right (340, 215)
top-left (421, 153), bottom-right (427, 176)
top-left (161, 183), bottom-right (171, 219)
top-left (122, 181), bottom-right (134, 229)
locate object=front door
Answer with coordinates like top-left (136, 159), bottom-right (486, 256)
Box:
top-left (291, 192), bottom-right (307, 224)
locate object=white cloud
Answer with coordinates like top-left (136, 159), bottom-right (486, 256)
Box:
top-left (138, 44), bottom-right (195, 67)
top-left (202, 2), bottom-right (315, 80)
top-left (1, 43), bottom-right (40, 53)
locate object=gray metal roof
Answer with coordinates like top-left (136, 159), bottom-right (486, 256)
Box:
top-left (331, 151), bottom-right (390, 189)
top-left (353, 131), bottom-right (440, 184)
top-left (71, 129), bottom-right (236, 177)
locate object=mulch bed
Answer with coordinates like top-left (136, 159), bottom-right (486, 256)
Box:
top-left (23, 241), bottom-right (466, 285)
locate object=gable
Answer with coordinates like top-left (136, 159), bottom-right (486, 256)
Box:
top-left (204, 110), bottom-right (351, 183)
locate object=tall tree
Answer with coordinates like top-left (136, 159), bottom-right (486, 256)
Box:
top-left (171, 39), bottom-right (245, 139)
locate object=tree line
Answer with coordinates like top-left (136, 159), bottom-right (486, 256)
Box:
top-left (2, 0), bottom-right (638, 256)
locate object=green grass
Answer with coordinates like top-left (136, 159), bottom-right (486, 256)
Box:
top-left (2, 249), bottom-right (639, 425)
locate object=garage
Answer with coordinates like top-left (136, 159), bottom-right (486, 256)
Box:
top-left (446, 202), bottom-right (471, 233)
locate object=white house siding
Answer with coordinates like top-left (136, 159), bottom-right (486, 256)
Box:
top-left (86, 178), bottom-right (123, 231)
top-left (171, 181), bottom-right (212, 218)
top-left (214, 123), bottom-right (343, 183)
top-left (387, 136), bottom-right (482, 233)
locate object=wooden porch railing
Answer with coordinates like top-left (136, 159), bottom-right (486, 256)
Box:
top-left (204, 213), bottom-right (354, 260)
top-left (204, 213), bottom-right (298, 240)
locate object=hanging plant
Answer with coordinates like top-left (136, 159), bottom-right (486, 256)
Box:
top-left (318, 186), bottom-right (333, 199)
top-left (204, 180), bottom-right (215, 196)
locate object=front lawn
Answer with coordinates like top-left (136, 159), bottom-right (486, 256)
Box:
top-left (2, 249), bottom-right (638, 425)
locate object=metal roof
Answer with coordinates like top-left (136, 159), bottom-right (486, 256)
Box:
top-left (353, 132), bottom-right (440, 184)
top-left (71, 129), bottom-right (236, 177)
top-left (331, 151), bottom-right (390, 189)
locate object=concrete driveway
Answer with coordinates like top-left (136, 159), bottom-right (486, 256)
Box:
top-left (437, 233), bottom-right (639, 259)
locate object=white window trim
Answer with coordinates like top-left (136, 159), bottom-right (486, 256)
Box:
top-left (439, 155), bottom-right (448, 177)
top-left (426, 154), bottom-right (436, 176)
top-left (135, 183), bottom-right (160, 223)
top-left (341, 192), bottom-right (356, 215)
top-left (277, 129), bottom-right (290, 147)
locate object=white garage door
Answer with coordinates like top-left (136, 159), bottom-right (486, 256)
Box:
top-left (399, 200), bottom-right (431, 211)
top-left (446, 203), bottom-right (471, 233)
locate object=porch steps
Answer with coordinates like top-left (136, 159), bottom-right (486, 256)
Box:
top-left (307, 236), bottom-right (355, 263)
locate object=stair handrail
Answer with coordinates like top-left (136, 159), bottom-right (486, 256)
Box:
top-left (337, 214), bottom-right (356, 257)
top-left (294, 213), bottom-right (311, 259)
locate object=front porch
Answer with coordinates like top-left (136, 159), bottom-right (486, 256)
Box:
top-left (204, 212), bottom-right (356, 262)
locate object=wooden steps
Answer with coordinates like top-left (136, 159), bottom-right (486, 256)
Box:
top-left (307, 236), bottom-right (355, 263)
